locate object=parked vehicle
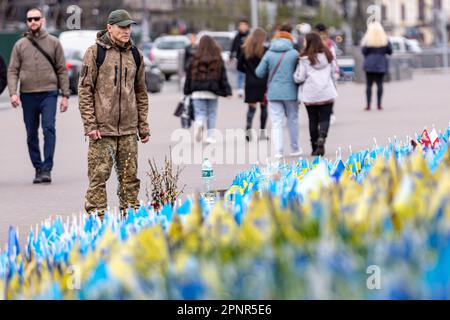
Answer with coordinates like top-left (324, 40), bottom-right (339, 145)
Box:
top-left (404, 26), bottom-right (425, 43)
top-left (389, 36), bottom-right (422, 54)
top-left (150, 35), bottom-right (190, 80)
top-left (141, 41), bottom-right (154, 60)
top-left (64, 49), bottom-right (83, 95)
top-left (59, 30), bottom-right (98, 95)
top-left (59, 30), bottom-right (98, 58)
top-left (144, 56), bottom-right (164, 93)
top-left (196, 31), bottom-right (237, 63)
top-left (405, 39), bottom-right (422, 53)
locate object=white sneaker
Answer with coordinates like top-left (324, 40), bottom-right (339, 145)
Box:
top-left (289, 149), bottom-right (303, 157)
top-left (274, 153), bottom-right (283, 159)
top-left (195, 124), bottom-right (203, 142)
top-left (259, 130), bottom-right (269, 140)
top-left (330, 114), bottom-right (336, 125)
top-left (237, 89), bottom-right (244, 98)
top-left (206, 137), bottom-right (217, 144)
top-left (245, 129), bottom-right (252, 142)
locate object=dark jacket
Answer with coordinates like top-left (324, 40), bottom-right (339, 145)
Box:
top-left (184, 44), bottom-right (196, 73)
top-left (184, 60), bottom-right (232, 97)
top-left (0, 54), bottom-right (6, 95)
top-left (231, 31), bottom-right (249, 60)
top-left (237, 49), bottom-right (268, 103)
top-left (362, 42), bottom-right (393, 73)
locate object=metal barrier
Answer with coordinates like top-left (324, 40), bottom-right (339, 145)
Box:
top-left (409, 49), bottom-right (450, 69)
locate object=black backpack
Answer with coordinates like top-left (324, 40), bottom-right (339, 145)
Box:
top-left (94, 43), bottom-right (141, 88)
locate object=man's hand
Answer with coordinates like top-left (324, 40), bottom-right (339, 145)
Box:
top-left (87, 130), bottom-right (102, 141)
top-left (141, 135), bottom-right (150, 144)
top-left (60, 97), bottom-right (69, 113)
top-left (10, 95), bottom-right (21, 108)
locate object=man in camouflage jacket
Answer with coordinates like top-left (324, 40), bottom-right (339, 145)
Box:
top-left (78, 9), bottom-right (150, 217)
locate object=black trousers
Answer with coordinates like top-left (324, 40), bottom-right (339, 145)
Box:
top-left (246, 102), bottom-right (268, 130)
top-left (366, 72), bottom-right (385, 107)
top-left (305, 103), bottom-right (333, 147)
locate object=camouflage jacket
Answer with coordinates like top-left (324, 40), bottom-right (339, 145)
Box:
top-left (78, 30), bottom-right (150, 138)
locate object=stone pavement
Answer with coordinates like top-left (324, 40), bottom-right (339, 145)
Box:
top-left (0, 70), bottom-right (449, 244)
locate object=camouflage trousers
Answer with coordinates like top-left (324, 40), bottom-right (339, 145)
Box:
top-left (85, 134), bottom-right (140, 215)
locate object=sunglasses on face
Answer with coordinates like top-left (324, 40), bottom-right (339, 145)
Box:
top-left (27, 17), bottom-right (41, 22)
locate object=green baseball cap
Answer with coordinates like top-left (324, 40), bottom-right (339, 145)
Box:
top-left (107, 9), bottom-right (136, 27)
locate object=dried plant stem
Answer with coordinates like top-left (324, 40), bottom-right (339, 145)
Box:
top-left (146, 147), bottom-right (186, 211)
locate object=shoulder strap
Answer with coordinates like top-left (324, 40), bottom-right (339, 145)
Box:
top-left (93, 44), bottom-right (106, 90)
top-left (268, 51), bottom-right (286, 87)
top-left (27, 37), bottom-right (60, 90)
top-left (131, 46), bottom-right (141, 85)
top-left (94, 44), bottom-right (142, 89)
top-left (95, 43), bottom-right (106, 69)
top-left (131, 46), bottom-right (141, 70)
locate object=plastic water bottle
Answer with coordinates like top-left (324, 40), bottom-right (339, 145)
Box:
top-left (201, 157), bottom-right (214, 196)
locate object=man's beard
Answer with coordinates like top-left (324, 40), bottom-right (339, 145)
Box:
top-left (29, 25), bottom-right (41, 35)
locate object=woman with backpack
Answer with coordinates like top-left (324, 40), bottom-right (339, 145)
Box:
top-left (361, 22), bottom-right (392, 111)
top-left (184, 35), bottom-right (232, 144)
top-left (255, 24), bottom-right (301, 159)
top-left (237, 27), bottom-right (269, 142)
top-left (294, 32), bottom-right (338, 156)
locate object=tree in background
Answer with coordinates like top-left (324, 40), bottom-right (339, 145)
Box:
top-left (176, 0), bottom-right (250, 32)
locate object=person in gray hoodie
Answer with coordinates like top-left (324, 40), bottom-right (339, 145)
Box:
top-left (294, 32), bottom-right (337, 156)
top-left (256, 25), bottom-right (300, 159)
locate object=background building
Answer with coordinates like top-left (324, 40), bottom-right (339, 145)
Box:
top-left (376, 0), bottom-right (450, 45)
top-left (1, 0), bottom-right (449, 45)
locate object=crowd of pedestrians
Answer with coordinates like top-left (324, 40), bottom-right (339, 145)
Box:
top-left (183, 19), bottom-right (392, 158)
top-left (0, 7), bottom-right (394, 216)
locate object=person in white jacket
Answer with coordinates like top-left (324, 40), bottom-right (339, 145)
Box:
top-left (294, 32), bottom-right (337, 156)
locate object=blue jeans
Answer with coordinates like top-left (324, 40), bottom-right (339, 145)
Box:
top-left (237, 71), bottom-right (245, 90)
top-left (20, 91), bottom-right (58, 171)
top-left (193, 99), bottom-right (218, 138)
top-left (268, 100), bottom-right (299, 155)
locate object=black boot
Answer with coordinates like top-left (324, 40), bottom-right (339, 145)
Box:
top-left (311, 142), bottom-right (318, 156)
top-left (314, 137), bottom-right (326, 156)
top-left (245, 129), bottom-right (252, 142)
top-left (245, 106), bottom-right (256, 142)
top-left (33, 168), bottom-right (43, 184)
top-left (41, 170), bottom-right (52, 183)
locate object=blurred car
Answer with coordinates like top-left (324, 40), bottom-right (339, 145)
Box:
top-left (141, 41), bottom-right (154, 60)
top-left (59, 30), bottom-right (99, 58)
top-left (405, 39), bottom-right (422, 53)
top-left (150, 35), bottom-right (190, 80)
top-left (389, 36), bottom-right (422, 54)
top-left (196, 31), bottom-right (237, 62)
top-left (144, 56), bottom-right (164, 93)
top-left (404, 27), bottom-right (424, 43)
top-left (64, 49), bottom-right (83, 95)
